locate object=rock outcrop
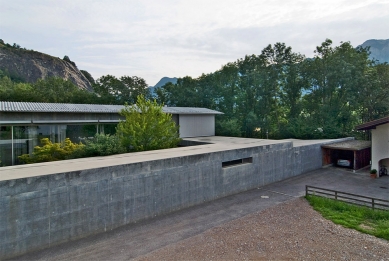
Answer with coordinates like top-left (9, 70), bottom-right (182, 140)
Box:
top-left (0, 43), bottom-right (93, 91)
top-left (360, 39), bottom-right (389, 64)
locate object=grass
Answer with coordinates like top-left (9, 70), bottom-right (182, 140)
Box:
top-left (305, 195), bottom-right (389, 240)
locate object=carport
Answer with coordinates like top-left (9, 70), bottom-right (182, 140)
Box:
top-left (322, 140), bottom-right (371, 171)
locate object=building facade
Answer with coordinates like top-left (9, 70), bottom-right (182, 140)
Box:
top-left (0, 102), bottom-right (222, 166)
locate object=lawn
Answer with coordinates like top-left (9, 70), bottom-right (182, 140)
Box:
top-left (306, 195), bottom-right (389, 240)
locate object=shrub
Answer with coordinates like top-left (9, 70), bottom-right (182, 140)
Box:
top-left (116, 95), bottom-right (181, 152)
top-left (18, 138), bottom-right (84, 164)
top-left (74, 133), bottom-right (126, 158)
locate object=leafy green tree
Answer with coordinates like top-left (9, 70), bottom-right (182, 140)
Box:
top-left (0, 76), bottom-right (36, 101)
top-left (80, 70), bottom-right (95, 84)
top-left (94, 75), bottom-right (151, 105)
top-left (120, 75), bottom-right (151, 104)
top-left (116, 95), bottom-right (181, 152)
top-left (300, 39), bottom-right (373, 138)
top-left (215, 118), bottom-right (242, 137)
top-left (32, 77), bottom-right (99, 103)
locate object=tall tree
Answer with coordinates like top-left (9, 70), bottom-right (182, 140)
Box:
top-left (94, 75), bottom-right (150, 105)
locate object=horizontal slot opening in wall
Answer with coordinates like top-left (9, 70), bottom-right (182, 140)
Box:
top-left (222, 157), bottom-right (253, 168)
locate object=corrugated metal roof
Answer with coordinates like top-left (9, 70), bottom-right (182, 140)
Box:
top-left (162, 107), bottom-right (223, 114)
top-left (355, 116), bottom-right (389, 130)
top-left (0, 102), bottom-right (223, 115)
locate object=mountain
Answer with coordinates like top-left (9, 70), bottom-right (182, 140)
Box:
top-left (360, 39), bottom-right (389, 63)
top-left (0, 40), bottom-right (93, 91)
top-left (149, 77), bottom-right (178, 96)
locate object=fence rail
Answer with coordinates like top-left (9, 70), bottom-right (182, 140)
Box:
top-left (305, 185), bottom-right (389, 210)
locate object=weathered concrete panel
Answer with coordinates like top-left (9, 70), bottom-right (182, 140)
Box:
top-left (0, 138), bottom-right (350, 259)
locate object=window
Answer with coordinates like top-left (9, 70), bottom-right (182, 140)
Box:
top-left (222, 157), bottom-right (253, 168)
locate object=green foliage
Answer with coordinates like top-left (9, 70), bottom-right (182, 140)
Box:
top-left (0, 76), bottom-right (35, 101)
top-left (63, 55), bottom-right (76, 67)
top-left (116, 95), bottom-right (181, 152)
top-left (80, 70), bottom-right (95, 84)
top-left (306, 195), bottom-right (389, 240)
top-left (216, 118), bottom-right (242, 137)
top-left (0, 76), bottom-right (99, 103)
top-left (2, 38), bottom-right (389, 140)
top-left (74, 133), bottom-right (126, 157)
top-left (156, 39), bottom-right (389, 139)
top-left (94, 75), bottom-right (151, 105)
top-left (32, 77), bottom-right (97, 103)
top-left (18, 138), bottom-right (84, 164)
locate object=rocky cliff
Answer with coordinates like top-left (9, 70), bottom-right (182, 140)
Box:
top-left (0, 43), bottom-right (93, 91)
top-left (360, 39), bottom-right (389, 64)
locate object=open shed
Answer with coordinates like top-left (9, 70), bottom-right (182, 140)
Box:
top-left (322, 140), bottom-right (371, 170)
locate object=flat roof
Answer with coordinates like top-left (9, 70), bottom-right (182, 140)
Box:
top-left (0, 136), bottom-right (347, 182)
top-left (0, 101), bottom-right (223, 115)
top-left (356, 116), bottom-right (389, 130)
top-left (321, 140), bottom-right (371, 151)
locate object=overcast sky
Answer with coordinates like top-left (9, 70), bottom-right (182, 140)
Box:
top-left (1, 0), bottom-right (388, 86)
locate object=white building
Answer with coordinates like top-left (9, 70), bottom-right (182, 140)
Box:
top-left (356, 116), bottom-right (389, 175)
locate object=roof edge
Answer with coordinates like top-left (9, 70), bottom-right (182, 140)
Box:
top-left (356, 116), bottom-right (389, 130)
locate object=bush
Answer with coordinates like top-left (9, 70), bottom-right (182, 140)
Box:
top-left (74, 133), bottom-right (126, 157)
top-left (18, 138), bottom-right (84, 164)
top-left (116, 95), bottom-right (181, 152)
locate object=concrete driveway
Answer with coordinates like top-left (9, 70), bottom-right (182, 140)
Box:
top-left (8, 167), bottom-right (389, 261)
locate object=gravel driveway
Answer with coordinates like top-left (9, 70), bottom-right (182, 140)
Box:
top-left (135, 198), bottom-right (389, 261)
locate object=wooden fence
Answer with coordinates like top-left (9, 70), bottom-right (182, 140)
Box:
top-left (305, 185), bottom-right (389, 210)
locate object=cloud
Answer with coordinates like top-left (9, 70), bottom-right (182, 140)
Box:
top-left (1, 0), bottom-right (388, 85)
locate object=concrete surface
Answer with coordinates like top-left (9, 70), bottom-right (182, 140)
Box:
top-left (7, 167), bottom-right (389, 261)
top-left (0, 137), bottom-right (347, 181)
top-left (0, 136), bottom-right (354, 259)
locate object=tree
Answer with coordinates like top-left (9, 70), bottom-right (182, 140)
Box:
top-left (116, 95), bottom-right (181, 152)
top-left (80, 70), bottom-right (95, 84)
top-left (32, 77), bottom-right (98, 104)
top-left (94, 75), bottom-right (151, 105)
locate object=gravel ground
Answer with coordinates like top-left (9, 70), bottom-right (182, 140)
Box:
top-left (134, 198), bottom-right (389, 261)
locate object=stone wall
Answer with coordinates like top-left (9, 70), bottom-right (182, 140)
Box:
top-left (0, 140), bottom-right (340, 259)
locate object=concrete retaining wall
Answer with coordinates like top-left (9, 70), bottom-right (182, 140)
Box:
top-left (0, 139), bottom-right (342, 259)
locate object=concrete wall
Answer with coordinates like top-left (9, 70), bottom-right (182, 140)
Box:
top-left (371, 123), bottom-right (389, 170)
top-left (1, 140), bottom-right (330, 259)
top-left (179, 115), bottom-right (215, 138)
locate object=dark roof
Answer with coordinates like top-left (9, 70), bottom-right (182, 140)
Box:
top-left (322, 140), bottom-right (371, 151)
top-left (356, 116), bottom-right (389, 130)
top-left (0, 102), bottom-right (223, 115)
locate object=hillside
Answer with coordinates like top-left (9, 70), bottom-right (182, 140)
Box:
top-left (0, 41), bottom-right (93, 91)
top-left (149, 77), bottom-right (178, 96)
top-left (360, 39), bottom-right (389, 63)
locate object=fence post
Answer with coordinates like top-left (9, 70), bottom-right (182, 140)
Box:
top-left (306, 185), bottom-right (308, 196)
top-left (372, 198), bottom-right (375, 209)
top-left (335, 191), bottom-right (337, 200)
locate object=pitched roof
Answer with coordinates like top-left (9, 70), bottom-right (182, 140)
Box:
top-left (0, 101), bottom-right (223, 115)
top-left (355, 116), bottom-right (389, 130)
top-left (321, 140), bottom-right (371, 151)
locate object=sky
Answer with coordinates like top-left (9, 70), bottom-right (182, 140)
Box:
top-left (1, 0), bottom-right (388, 86)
